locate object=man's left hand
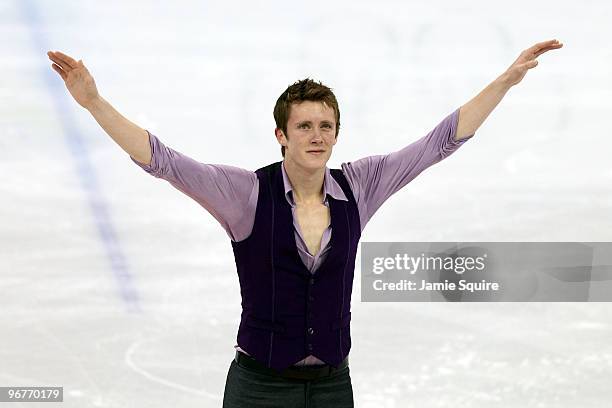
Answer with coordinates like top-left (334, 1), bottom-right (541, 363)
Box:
top-left (502, 39), bottom-right (564, 87)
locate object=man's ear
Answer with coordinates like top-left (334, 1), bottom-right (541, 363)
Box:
top-left (275, 128), bottom-right (287, 146)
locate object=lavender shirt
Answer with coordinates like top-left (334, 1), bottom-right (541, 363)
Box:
top-left (131, 107), bottom-right (473, 366)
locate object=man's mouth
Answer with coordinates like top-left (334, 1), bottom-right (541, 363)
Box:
top-left (307, 150), bottom-right (325, 155)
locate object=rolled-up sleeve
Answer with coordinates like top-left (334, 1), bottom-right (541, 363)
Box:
top-left (440, 107), bottom-right (474, 158)
top-left (341, 107), bottom-right (474, 228)
top-left (130, 129), bottom-right (168, 177)
top-left (130, 130), bottom-right (258, 242)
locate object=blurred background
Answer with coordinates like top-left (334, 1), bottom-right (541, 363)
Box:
top-left (1, 0), bottom-right (611, 406)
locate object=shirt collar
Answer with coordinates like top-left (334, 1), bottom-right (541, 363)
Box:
top-left (281, 160), bottom-right (347, 206)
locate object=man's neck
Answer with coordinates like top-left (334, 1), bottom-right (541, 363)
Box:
top-left (283, 159), bottom-right (325, 205)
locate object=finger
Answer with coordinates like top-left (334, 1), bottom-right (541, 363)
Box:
top-left (533, 43), bottom-right (563, 58)
top-left (51, 63), bottom-right (67, 81)
top-left (531, 39), bottom-right (562, 54)
top-left (523, 45), bottom-right (561, 61)
top-left (47, 52), bottom-right (72, 72)
top-left (515, 60), bottom-right (538, 71)
top-left (534, 39), bottom-right (560, 48)
top-left (52, 51), bottom-right (78, 69)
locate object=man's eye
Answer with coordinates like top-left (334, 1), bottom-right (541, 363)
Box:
top-left (299, 124), bottom-right (331, 129)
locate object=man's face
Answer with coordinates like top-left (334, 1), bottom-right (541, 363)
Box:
top-left (276, 100), bottom-right (338, 170)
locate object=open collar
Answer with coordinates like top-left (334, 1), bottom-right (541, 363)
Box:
top-left (281, 160), bottom-right (347, 206)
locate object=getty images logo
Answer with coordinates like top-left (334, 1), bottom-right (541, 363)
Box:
top-left (371, 253), bottom-right (488, 275)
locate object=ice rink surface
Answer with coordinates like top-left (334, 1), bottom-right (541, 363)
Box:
top-left (1, 0), bottom-right (611, 406)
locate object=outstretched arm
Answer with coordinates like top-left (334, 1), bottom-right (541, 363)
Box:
top-left (47, 50), bottom-right (151, 164)
top-left (47, 50), bottom-right (258, 242)
top-left (342, 107), bottom-right (470, 230)
top-left (455, 38), bottom-right (564, 140)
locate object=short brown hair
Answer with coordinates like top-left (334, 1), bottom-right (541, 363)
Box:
top-left (273, 78), bottom-right (340, 157)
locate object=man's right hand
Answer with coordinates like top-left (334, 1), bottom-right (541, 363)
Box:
top-left (47, 50), bottom-right (100, 110)
top-left (47, 50), bottom-right (151, 164)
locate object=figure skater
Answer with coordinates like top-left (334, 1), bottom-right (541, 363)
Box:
top-left (47, 38), bottom-right (563, 407)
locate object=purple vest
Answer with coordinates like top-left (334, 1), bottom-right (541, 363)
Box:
top-left (230, 161), bottom-right (361, 373)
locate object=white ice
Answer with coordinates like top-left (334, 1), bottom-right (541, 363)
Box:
top-left (1, 0), bottom-right (611, 406)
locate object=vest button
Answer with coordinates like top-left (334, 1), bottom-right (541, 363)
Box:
top-left (308, 327), bottom-right (314, 335)
top-left (309, 278), bottom-right (315, 285)
top-left (307, 343), bottom-right (313, 351)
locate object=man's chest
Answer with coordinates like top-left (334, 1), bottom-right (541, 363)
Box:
top-left (294, 203), bottom-right (330, 257)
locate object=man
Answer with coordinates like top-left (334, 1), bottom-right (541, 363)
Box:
top-left (47, 38), bottom-right (563, 407)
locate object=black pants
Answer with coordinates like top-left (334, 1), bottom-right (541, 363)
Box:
top-left (222, 358), bottom-right (354, 408)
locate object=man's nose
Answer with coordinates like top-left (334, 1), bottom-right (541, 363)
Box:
top-left (311, 130), bottom-right (323, 143)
